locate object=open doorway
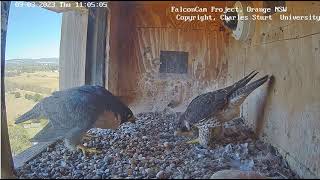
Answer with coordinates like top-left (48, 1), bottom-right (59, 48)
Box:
top-left (5, 1), bottom-right (62, 156)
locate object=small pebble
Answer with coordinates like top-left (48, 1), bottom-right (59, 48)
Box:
top-left (142, 136), bottom-right (148, 140)
top-left (163, 142), bottom-right (171, 149)
top-left (156, 170), bottom-right (167, 179)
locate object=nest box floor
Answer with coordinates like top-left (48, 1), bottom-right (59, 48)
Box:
top-left (15, 112), bottom-right (299, 179)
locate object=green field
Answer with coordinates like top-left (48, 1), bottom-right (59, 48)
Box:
top-left (5, 70), bottom-right (59, 156)
top-left (6, 71), bottom-right (59, 90)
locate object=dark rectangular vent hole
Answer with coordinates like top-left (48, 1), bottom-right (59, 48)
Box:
top-left (159, 51), bottom-right (188, 74)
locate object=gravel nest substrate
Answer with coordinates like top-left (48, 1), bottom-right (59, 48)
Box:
top-left (15, 111), bottom-right (300, 179)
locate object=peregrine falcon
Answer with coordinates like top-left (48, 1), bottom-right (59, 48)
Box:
top-left (174, 71), bottom-right (269, 146)
top-left (15, 85), bottom-right (136, 154)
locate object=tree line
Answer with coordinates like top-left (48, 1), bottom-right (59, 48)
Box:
top-left (12, 91), bottom-right (44, 102)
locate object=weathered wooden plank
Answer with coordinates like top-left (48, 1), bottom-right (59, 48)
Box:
top-left (85, 7), bottom-right (108, 86)
top-left (107, 3), bottom-right (125, 95)
top-left (104, 6), bottom-right (111, 90)
top-left (1, 1), bottom-right (16, 178)
top-left (59, 11), bottom-right (88, 90)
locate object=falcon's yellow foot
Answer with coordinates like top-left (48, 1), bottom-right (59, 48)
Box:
top-left (82, 133), bottom-right (99, 141)
top-left (186, 138), bottom-right (200, 144)
top-left (76, 144), bottom-right (102, 155)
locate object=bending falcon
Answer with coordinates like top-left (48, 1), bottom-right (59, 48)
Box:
top-left (174, 71), bottom-right (269, 144)
top-left (15, 85), bottom-right (136, 154)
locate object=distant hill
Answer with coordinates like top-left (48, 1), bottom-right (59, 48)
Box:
top-left (5, 58), bottom-right (59, 74)
top-left (5, 58), bottom-right (59, 65)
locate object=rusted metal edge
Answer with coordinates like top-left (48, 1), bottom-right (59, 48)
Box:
top-left (13, 141), bottom-right (56, 169)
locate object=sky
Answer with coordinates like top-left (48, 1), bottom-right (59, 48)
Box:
top-left (5, 2), bottom-right (62, 60)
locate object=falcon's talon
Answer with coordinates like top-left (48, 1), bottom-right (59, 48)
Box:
top-left (82, 133), bottom-right (99, 141)
top-left (186, 138), bottom-right (200, 144)
top-left (77, 144), bottom-right (102, 155)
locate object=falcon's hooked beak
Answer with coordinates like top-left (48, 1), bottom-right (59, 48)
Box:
top-left (174, 121), bottom-right (195, 137)
top-left (128, 115), bottom-right (136, 124)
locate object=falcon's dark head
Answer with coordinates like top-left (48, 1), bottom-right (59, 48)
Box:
top-left (119, 107), bottom-right (136, 124)
top-left (174, 113), bottom-right (194, 137)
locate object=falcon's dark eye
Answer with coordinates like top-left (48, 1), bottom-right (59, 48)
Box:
top-left (127, 112), bottom-right (136, 124)
top-left (127, 113), bottom-right (132, 118)
top-left (180, 126), bottom-right (189, 132)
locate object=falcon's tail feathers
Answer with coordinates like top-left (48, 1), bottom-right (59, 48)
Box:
top-left (233, 75), bottom-right (269, 98)
top-left (15, 103), bottom-right (42, 124)
top-left (30, 123), bottom-right (66, 142)
top-left (244, 75), bottom-right (269, 95)
top-left (227, 70), bottom-right (259, 97)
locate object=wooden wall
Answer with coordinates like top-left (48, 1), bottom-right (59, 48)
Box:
top-left (227, 1), bottom-right (320, 178)
top-left (108, 1), bottom-right (229, 111)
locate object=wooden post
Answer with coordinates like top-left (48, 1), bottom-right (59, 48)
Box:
top-left (59, 11), bottom-right (88, 90)
top-left (85, 7), bottom-right (108, 86)
top-left (1, 1), bottom-right (16, 178)
top-left (59, 7), bottom-right (108, 89)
